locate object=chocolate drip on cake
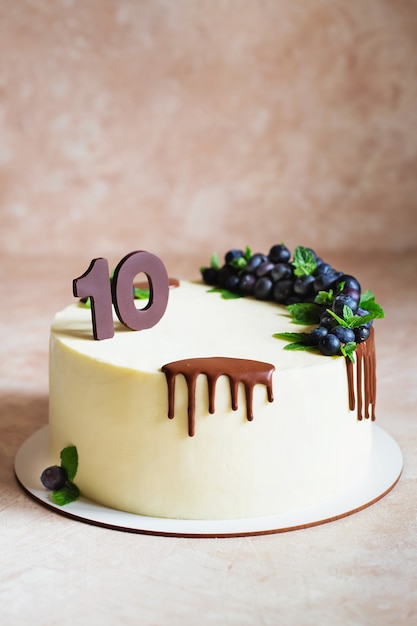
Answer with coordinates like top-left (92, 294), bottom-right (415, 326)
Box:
top-left (161, 357), bottom-right (275, 437)
top-left (345, 327), bottom-right (376, 420)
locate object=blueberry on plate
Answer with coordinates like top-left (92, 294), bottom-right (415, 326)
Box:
top-left (41, 465), bottom-right (68, 491)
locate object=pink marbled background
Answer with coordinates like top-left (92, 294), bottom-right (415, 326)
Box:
top-left (1, 0), bottom-right (416, 263)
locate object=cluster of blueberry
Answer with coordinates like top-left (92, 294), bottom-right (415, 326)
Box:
top-left (201, 244), bottom-right (375, 357)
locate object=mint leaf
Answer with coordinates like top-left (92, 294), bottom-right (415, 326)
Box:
top-left (52, 483), bottom-right (80, 506)
top-left (207, 287), bottom-right (242, 300)
top-left (343, 305), bottom-right (354, 322)
top-left (359, 289), bottom-right (375, 307)
top-left (274, 331), bottom-right (315, 352)
top-left (273, 331), bottom-right (311, 343)
top-left (340, 342), bottom-right (357, 363)
top-left (287, 302), bottom-right (321, 325)
top-left (230, 247), bottom-right (252, 270)
top-left (314, 289), bottom-right (334, 306)
top-left (210, 252), bottom-right (220, 270)
top-left (60, 446), bottom-right (78, 483)
top-left (326, 308), bottom-right (349, 327)
top-left (78, 297), bottom-right (91, 309)
top-left (292, 246), bottom-right (317, 277)
top-left (366, 302), bottom-right (384, 318)
top-left (133, 287), bottom-right (150, 300)
top-left (359, 290), bottom-right (385, 319)
top-left (283, 343), bottom-right (317, 352)
top-left (348, 313), bottom-right (378, 328)
top-left (230, 256), bottom-right (247, 269)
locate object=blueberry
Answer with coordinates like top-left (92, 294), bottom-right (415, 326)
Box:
top-left (293, 275), bottom-right (315, 297)
top-left (270, 263), bottom-right (293, 281)
top-left (225, 249), bottom-right (245, 265)
top-left (308, 326), bottom-right (328, 345)
top-left (41, 465), bottom-right (68, 491)
top-left (256, 261), bottom-right (275, 278)
top-left (337, 274), bottom-right (361, 294)
top-left (286, 296), bottom-right (303, 304)
top-left (332, 294), bottom-right (359, 317)
top-left (245, 254), bottom-right (268, 274)
top-left (217, 265), bottom-right (237, 288)
top-left (331, 326), bottom-right (356, 344)
top-left (319, 311), bottom-right (336, 330)
top-left (354, 325), bottom-right (371, 343)
top-left (272, 279), bottom-right (294, 304)
top-left (254, 277), bottom-right (273, 300)
top-left (313, 262), bottom-right (334, 276)
top-left (268, 244), bottom-right (291, 264)
top-left (313, 271), bottom-right (341, 293)
top-left (339, 287), bottom-right (361, 303)
top-left (239, 273), bottom-right (256, 295)
top-left (318, 333), bottom-right (341, 356)
top-left (223, 274), bottom-right (240, 292)
top-left (201, 267), bottom-right (219, 285)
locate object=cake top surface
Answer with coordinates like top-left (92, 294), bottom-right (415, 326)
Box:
top-left (52, 279), bottom-right (337, 374)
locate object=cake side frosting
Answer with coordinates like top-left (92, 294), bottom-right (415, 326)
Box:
top-left (49, 280), bottom-right (373, 520)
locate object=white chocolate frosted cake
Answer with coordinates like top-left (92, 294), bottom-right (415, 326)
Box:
top-left (45, 245), bottom-right (383, 520)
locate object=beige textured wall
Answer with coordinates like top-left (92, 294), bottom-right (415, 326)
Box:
top-left (1, 0), bottom-right (416, 263)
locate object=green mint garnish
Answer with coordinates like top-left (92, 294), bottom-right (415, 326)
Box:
top-left (207, 287), bottom-right (242, 300)
top-left (326, 290), bottom-right (384, 330)
top-left (359, 290), bottom-right (385, 320)
top-left (200, 253), bottom-right (221, 275)
top-left (230, 257), bottom-right (247, 269)
top-left (273, 331), bottom-right (311, 343)
top-left (314, 289), bottom-right (334, 306)
top-left (133, 287), bottom-right (150, 300)
top-left (286, 302), bottom-right (321, 325)
top-left (60, 445), bottom-right (78, 483)
top-left (273, 332), bottom-right (316, 352)
top-left (292, 246), bottom-right (317, 277)
top-left (230, 246), bottom-right (252, 270)
top-left (41, 445), bottom-right (80, 506)
top-left (52, 482), bottom-right (80, 506)
top-left (340, 342), bottom-right (357, 363)
top-left (283, 343), bottom-right (317, 352)
top-left (210, 252), bottom-right (221, 270)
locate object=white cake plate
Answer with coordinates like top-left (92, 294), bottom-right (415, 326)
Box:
top-left (15, 425), bottom-right (402, 538)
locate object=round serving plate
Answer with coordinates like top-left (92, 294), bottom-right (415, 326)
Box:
top-left (15, 425), bottom-right (402, 538)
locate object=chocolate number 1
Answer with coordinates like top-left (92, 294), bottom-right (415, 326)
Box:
top-left (73, 251), bottom-right (169, 340)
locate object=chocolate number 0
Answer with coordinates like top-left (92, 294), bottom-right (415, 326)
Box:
top-left (73, 251), bottom-right (169, 340)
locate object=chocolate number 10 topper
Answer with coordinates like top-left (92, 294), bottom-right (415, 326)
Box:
top-left (73, 251), bottom-right (169, 340)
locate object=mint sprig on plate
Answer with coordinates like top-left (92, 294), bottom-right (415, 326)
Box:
top-left (52, 445), bottom-right (80, 506)
top-left (40, 445), bottom-right (81, 506)
top-left (52, 482), bottom-right (80, 506)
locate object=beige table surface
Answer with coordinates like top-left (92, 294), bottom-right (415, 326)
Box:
top-left (1, 251), bottom-right (416, 626)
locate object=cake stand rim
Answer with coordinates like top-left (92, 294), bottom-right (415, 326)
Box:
top-left (14, 424), bottom-right (403, 538)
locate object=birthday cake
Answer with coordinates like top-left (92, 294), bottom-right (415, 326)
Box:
top-left (45, 245), bottom-right (383, 520)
